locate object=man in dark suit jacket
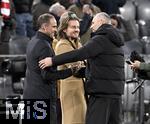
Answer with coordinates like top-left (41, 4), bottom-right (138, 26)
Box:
top-left (23, 13), bottom-right (74, 123)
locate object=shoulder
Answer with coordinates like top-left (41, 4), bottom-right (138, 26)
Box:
top-left (68, 4), bottom-right (77, 10)
top-left (89, 34), bottom-right (108, 48)
top-left (55, 39), bottom-right (74, 54)
top-left (55, 39), bottom-right (70, 50)
top-left (56, 39), bottom-right (70, 47)
top-left (92, 4), bottom-right (101, 13)
top-left (30, 38), bottom-right (51, 51)
top-left (91, 34), bottom-right (105, 41)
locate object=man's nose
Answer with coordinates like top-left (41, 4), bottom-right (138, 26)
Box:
top-left (54, 28), bottom-right (57, 32)
top-left (72, 26), bottom-right (79, 31)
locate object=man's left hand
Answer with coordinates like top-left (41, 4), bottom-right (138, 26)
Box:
top-left (130, 60), bottom-right (141, 71)
top-left (39, 57), bottom-right (52, 69)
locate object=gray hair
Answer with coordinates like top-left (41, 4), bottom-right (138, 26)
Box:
top-left (49, 2), bottom-right (66, 16)
top-left (95, 12), bottom-right (111, 24)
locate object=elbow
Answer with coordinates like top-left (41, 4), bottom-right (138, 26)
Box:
top-left (41, 71), bottom-right (54, 81)
top-left (41, 72), bottom-right (48, 80)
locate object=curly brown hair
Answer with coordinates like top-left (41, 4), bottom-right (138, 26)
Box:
top-left (58, 11), bottom-right (80, 39)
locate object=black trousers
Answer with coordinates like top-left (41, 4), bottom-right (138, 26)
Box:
top-left (86, 95), bottom-right (122, 124)
top-left (50, 83), bottom-right (57, 124)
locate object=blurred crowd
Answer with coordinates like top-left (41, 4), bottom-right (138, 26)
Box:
top-left (0, 0), bottom-right (126, 43)
top-left (0, 0), bottom-right (150, 55)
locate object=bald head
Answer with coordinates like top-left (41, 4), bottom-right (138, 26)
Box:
top-left (49, 2), bottom-right (66, 17)
top-left (95, 12), bottom-right (111, 24)
top-left (91, 12), bottom-right (111, 32)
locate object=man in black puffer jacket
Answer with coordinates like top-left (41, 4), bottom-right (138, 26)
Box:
top-left (39, 12), bottom-right (125, 124)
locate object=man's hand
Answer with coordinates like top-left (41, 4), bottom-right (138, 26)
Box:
top-left (82, 4), bottom-right (93, 16)
top-left (130, 60), bottom-right (141, 71)
top-left (39, 57), bottom-right (52, 69)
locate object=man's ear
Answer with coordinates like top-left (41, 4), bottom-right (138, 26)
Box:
top-left (41, 23), bottom-right (47, 31)
top-left (63, 29), bottom-right (67, 33)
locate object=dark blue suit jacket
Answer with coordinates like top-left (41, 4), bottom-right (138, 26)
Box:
top-left (23, 31), bottom-right (72, 99)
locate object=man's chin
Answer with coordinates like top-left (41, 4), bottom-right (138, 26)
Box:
top-left (50, 34), bottom-right (55, 39)
top-left (70, 37), bottom-right (78, 40)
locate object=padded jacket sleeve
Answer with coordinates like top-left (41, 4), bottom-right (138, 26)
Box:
top-left (39, 42), bottom-right (73, 81)
top-left (52, 36), bottom-right (103, 66)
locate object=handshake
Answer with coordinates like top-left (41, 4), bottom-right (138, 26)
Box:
top-left (69, 64), bottom-right (86, 78)
top-left (38, 57), bottom-right (86, 78)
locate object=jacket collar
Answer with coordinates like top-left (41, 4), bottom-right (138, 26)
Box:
top-left (91, 24), bottom-right (124, 47)
top-left (91, 24), bottom-right (111, 37)
top-left (36, 31), bottom-right (53, 44)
